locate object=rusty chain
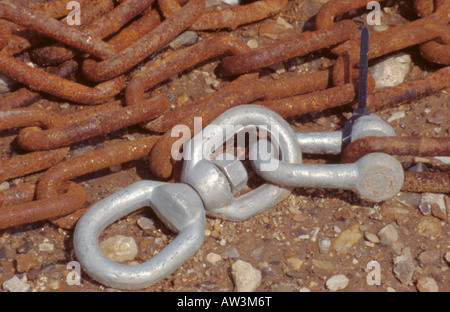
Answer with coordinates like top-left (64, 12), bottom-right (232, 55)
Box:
top-left (0, 0), bottom-right (448, 233)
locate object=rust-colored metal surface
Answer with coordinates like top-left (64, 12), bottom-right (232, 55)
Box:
top-left (0, 0), bottom-right (449, 293)
top-left (219, 20), bottom-right (357, 76)
top-left (159, 0), bottom-right (288, 30)
top-left (125, 35), bottom-right (251, 107)
top-left (0, 148), bottom-right (69, 182)
top-left (30, 0), bottom-right (154, 66)
top-left (341, 136), bottom-right (450, 164)
top-left (81, 0), bottom-right (205, 82)
top-left (402, 172), bottom-right (450, 193)
top-left (0, 182), bottom-right (87, 229)
top-left (16, 95), bottom-right (168, 151)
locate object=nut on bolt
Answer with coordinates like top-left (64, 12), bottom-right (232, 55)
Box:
top-left (213, 153), bottom-right (248, 195)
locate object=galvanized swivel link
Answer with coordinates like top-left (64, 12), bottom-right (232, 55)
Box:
top-left (74, 105), bottom-right (404, 290)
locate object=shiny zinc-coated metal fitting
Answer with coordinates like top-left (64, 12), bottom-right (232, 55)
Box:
top-left (294, 113), bottom-right (396, 155)
top-left (73, 180), bottom-right (205, 290)
top-left (251, 139), bottom-right (404, 203)
top-left (181, 105), bottom-right (302, 221)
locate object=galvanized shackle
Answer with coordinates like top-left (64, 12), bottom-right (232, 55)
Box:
top-left (252, 140), bottom-right (404, 202)
top-left (73, 181), bottom-right (205, 290)
top-left (180, 105), bottom-right (302, 221)
top-left (250, 113), bottom-right (404, 202)
top-left (294, 114), bottom-right (396, 155)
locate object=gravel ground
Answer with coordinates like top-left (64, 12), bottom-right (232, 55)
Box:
top-left (0, 0), bottom-right (449, 293)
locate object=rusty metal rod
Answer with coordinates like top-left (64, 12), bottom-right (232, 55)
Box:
top-left (402, 172), bottom-right (450, 193)
top-left (315, 0), bottom-right (386, 30)
top-left (145, 69), bottom-right (332, 133)
top-left (0, 59), bottom-right (79, 110)
top-left (36, 136), bottom-right (159, 200)
top-left (0, 182), bottom-right (87, 229)
top-left (0, 107), bottom-right (65, 131)
top-left (35, 135), bottom-right (160, 228)
top-left (125, 35), bottom-right (251, 107)
top-left (30, 0), bottom-right (155, 66)
top-left (256, 83), bottom-right (356, 118)
top-left (331, 8), bottom-right (449, 68)
top-left (16, 95), bottom-right (168, 151)
top-left (0, 148), bottom-right (69, 183)
top-left (0, 184), bottom-right (35, 207)
top-left (81, 0), bottom-right (206, 82)
top-left (341, 136), bottom-right (450, 164)
top-left (0, 2), bottom-right (116, 60)
top-left (367, 66), bottom-right (450, 111)
top-left (159, 0), bottom-right (288, 30)
top-left (219, 20), bottom-right (357, 76)
top-left (0, 54), bottom-right (124, 105)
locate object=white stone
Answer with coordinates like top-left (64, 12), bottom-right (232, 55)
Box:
top-left (369, 52), bottom-right (412, 89)
top-left (2, 276), bottom-right (30, 292)
top-left (231, 260), bottom-right (262, 292)
top-left (246, 39), bottom-right (258, 49)
top-left (221, 0), bottom-right (240, 6)
top-left (326, 274), bottom-right (349, 291)
top-left (387, 111), bottom-right (406, 123)
top-left (434, 156), bottom-right (450, 165)
top-left (206, 252), bottom-right (222, 265)
top-left (38, 243), bottom-right (54, 252)
top-left (444, 251), bottom-right (450, 265)
top-left (137, 216), bottom-right (155, 231)
top-left (100, 235), bottom-right (138, 263)
top-left (416, 277), bottom-right (439, 292)
top-left (319, 238), bottom-right (331, 254)
top-left (393, 247), bottom-right (415, 285)
top-left (0, 181), bottom-right (10, 191)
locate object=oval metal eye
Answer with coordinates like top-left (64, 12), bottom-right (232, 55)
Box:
top-left (74, 180), bottom-right (205, 290)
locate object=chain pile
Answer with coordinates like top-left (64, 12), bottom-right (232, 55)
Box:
top-left (0, 0), bottom-right (449, 288)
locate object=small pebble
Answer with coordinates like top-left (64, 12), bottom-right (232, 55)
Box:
top-left (39, 243), bottom-right (54, 252)
top-left (224, 247), bottom-right (240, 259)
top-left (417, 216), bottom-right (442, 238)
top-left (231, 260), bottom-right (261, 292)
top-left (319, 238), bottom-right (331, 254)
top-left (100, 235), bottom-right (138, 263)
top-left (331, 224), bottom-right (361, 254)
top-left (109, 164), bottom-right (122, 173)
top-left (0, 247), bottom-right (7, 261)
top-left (434, 156), bottom-right (450, 165)
top-left (325, 274), bottom-right (349, 291)
top-left (387, 111), bottom-right (406, 123)
top-left (417, 250), bottom-right (440, 266)
top-left (419, 193), bottom-right (446, 220)
top-left (169, 31), bottom-right (198, 50)
top-left (15, 252), bottom-right (40, 273)
top-left (0, 181), bottom-right (10, 191)
top-left (206, 252), bottom-right (222, 265)
top-left (364, 232), bottom-right (380, 244)
top-left (444, 251), bottom-right (450, 265)
top-left (393, 247), bottom-right (415, 285)
top-left (285, 257), bottom-right (303, 272)
top-left (378, 222), bottom-right (403, 254)
top-left (2, 275), bottom-right (30, 292)
top-left (246, 39), bottom-right (258, 49)
top-left (369, 52), bottom-right (411, 89)
top-left (137, 216), bottom-right (155, 231)
top-left (416, 277), bottom-right (439, 292)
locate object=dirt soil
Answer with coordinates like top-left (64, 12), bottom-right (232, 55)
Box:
top-left (0, 0), bottom-right (449, 292)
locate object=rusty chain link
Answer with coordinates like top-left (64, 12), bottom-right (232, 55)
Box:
top-left (0, 0), bottom-right (448, 234)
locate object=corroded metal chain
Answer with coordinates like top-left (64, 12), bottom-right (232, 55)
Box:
top-left (0, 0), bottom-right (448, 289)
